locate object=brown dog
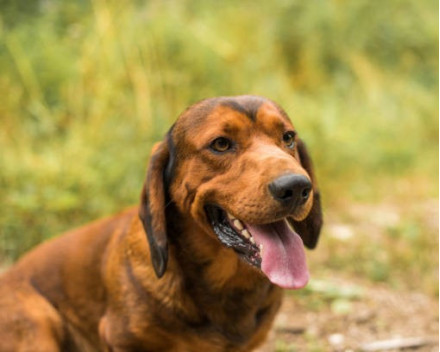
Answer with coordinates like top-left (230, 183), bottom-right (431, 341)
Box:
top-left (0, 95), bottom-right (322, 352)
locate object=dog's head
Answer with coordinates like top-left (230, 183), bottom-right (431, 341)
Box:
top-left (140, 95), bottom-right (323, 289)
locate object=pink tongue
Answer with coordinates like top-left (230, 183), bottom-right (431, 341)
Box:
top-left (246, 220), bottom-right (309, 289)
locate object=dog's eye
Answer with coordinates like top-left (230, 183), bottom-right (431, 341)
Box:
top-left (283, 131), bottom-right (296, 149)
top-left (210, 137), bottom-right (232, 153)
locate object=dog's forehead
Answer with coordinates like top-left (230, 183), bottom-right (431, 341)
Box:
top-left (173, 96), bottom-right (293, 141)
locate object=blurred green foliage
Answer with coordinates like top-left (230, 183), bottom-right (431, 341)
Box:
top-left (0, 0), bottom-right (438, 292)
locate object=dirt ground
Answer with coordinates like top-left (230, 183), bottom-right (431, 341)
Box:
top-left (259, 276), bottom-right (438, 352)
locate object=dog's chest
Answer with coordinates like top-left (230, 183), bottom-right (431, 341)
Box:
top-left (162, 286), bottom-right (282, 351)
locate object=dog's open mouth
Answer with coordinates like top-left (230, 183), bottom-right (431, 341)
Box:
top-left (205, 205), bottom-right (309, 289)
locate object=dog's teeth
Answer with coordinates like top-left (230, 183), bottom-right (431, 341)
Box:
top-left (242, 229), bottom-right (251, 239)
top-left (227, 212), bottom-right (236, 221)
top-left (259, 244), bottom-right (264, 253)
top-left (249, 237), bottom-right (255, 244)
top-left (233, 219), bottom-right (244, 231)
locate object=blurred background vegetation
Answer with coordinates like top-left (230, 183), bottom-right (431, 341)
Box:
top-left (0, 0), bottom-right (438, 297)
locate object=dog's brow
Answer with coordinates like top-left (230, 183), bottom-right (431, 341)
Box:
top-left (220, 100), bottom-right (262, 122)
top-left (268, 119), bottom-right (287, 133)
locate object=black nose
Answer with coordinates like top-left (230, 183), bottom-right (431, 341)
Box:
top-left (268, 174), bottom-right (312, 206)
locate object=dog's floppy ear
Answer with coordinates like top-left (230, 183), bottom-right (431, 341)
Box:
top-left (291, 138), bottom-right (323, 249)
top-left (139, 141), bottom-right (170, 278)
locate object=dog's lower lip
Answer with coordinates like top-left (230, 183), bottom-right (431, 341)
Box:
top-left (204, 205), bottom-right (261, 267)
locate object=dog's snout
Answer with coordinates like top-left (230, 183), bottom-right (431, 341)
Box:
top-left (268, 174), bottom-right (312, 206)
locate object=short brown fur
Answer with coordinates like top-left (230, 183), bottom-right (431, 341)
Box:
top-left (0, 95), bottom-right (322, 351)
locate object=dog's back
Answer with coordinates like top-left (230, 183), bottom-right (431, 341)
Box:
top-left (0, 207), bottom-right (138, 351)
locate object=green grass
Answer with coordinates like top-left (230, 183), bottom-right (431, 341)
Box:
top-left (0, 0), bottom-right (438, 294)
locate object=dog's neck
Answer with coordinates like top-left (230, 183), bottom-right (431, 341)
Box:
top-left (124, 211), bottom-right (282, 347)
top-left (161, 213), bottom-right (281, 337)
